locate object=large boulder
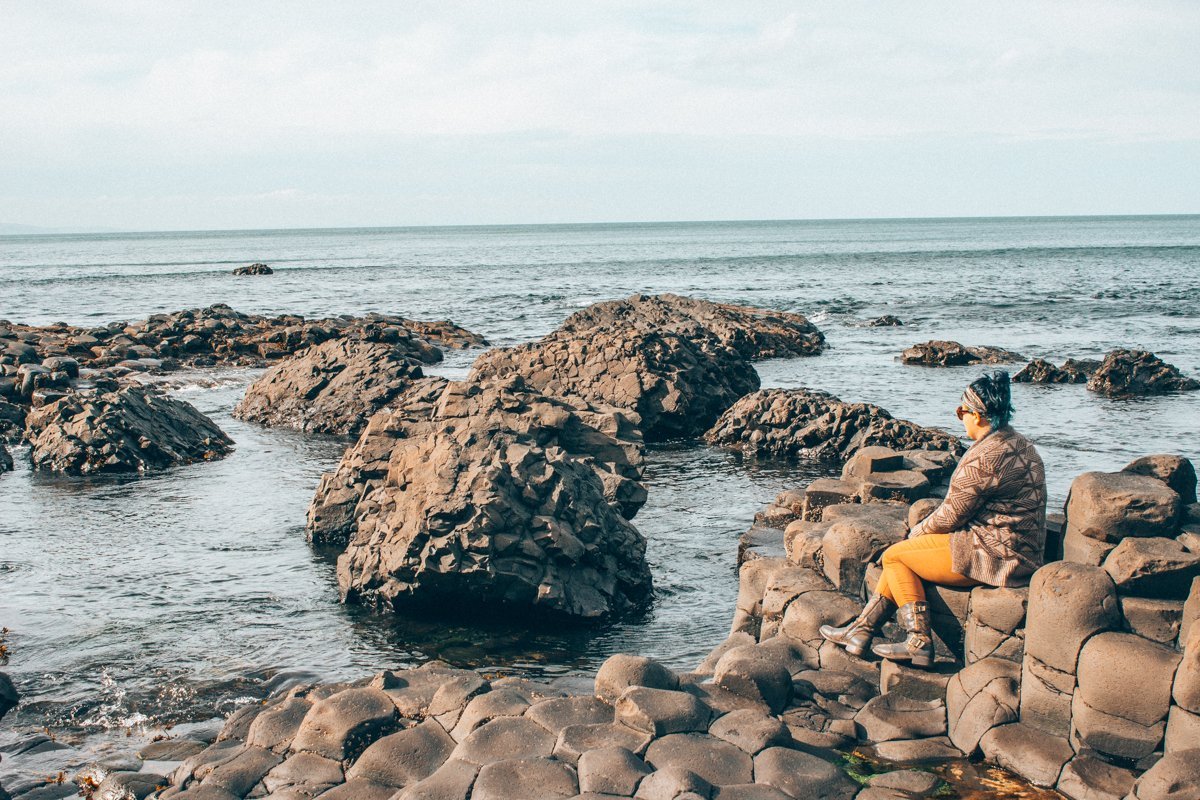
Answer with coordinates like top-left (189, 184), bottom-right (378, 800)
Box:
top-left (471, 325), bottom-right (759, 441)
top-left (233, 339), bottom-right (429, 436)
top-left (900, 340), bottom-right (1023, 367)
top-left (1103, 538), bottom-right (1200, 598)
top-left (336, 378), bottom-right (654, 620)
top-left (25, 385), bottom-right (233, 474)
top-left (554, 293), bottom-right (825, 360)
top-left (1064, 471), bottom-right (1181, 545)
top-left (1123, 454), bottom-right (1198, 506)
top-left (703, 387), bottom-right (963, 462)
top-left (1086, 349), bottom-right (1200, 396)
top-left (308, 377), bottom-right (646, 548)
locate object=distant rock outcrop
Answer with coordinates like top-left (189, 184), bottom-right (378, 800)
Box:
top-left (867, 315), bottom-right (904, 327)
top-left (234, 339), bottom-right (429, 436)
top-left (704, 387), bottom-right (964, 462)
top-left (1013, 357), bottom-right (1099, 384)
top-left (335, 378), bottom-right (653, 620)
top-left (25, 386), bottom-right (233, 474)
top-left (471, 294), bottom-right (825, 441)
top-left (233, 263), bottom-right (273, 275)
top-left (901, 340), bottom-right (1023, 367)
top-left (1086, 349), bottom-right (1200, 396)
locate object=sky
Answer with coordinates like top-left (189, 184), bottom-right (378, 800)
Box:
top-left (1, 1), bottom-right (1198, 231)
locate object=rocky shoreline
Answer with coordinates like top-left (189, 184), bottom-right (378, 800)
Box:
top-left (2, 295), bottom-right (1198, 799)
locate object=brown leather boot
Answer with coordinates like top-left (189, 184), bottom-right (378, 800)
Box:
top-left (819, 593), bottom-right (893, 658)
top-left (872, 601), bottom-right (934, 667)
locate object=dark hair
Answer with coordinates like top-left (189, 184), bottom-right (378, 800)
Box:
top-left (969, 370), bottom-right (1014, 429)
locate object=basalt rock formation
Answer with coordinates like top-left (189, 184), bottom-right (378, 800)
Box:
top-left (334, 377), bottom-right (653, 620)
top-left (234, 339), bottom-right (430, 436)
top-left (704, 388), bottom-right (964, 463)
top-left (25, 385), bottom-right (234, 474)
top-left (901, 340), bottom-right (1024, 367)
top-left (1013, 357), bottom-right (1100, 384)
top-left (1086, 349), bottom-right (1200, 397)
top-left (555, 293), bottom-right (825, 361)
top-left (472, 294), bottom-right (823, 441)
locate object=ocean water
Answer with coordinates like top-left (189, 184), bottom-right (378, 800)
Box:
top-left (1, 216), bottom-right (1198, 766)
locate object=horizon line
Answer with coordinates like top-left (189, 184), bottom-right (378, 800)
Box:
top-left (3, 211), bottom-right (1199, 238)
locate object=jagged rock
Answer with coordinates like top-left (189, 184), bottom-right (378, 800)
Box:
top-left (1121, 596), bottom-right (1185, 644)
top-left (1103, 538), bottom-right (1200, 598)
top-left (1086, 349), bottom-right (1200, 396)
top-left (867, 315), bottom-right (903, 327)
top-left (1124, 455), bottom-right (1198, 506)
top-left (1013, 357), bottom-right (1099, 384)
top-left (335, 378), bottom-right (653, 620)
top-left (595, 655), bottom-right (680, 704)
top-left (234, 339), bottom-right (429, 435)
top-left (25, 386), bottom-right (233, 474)
top-left (900, 340), bottom-right (1023, 367)
top-left (232, 263), bottom-right (272, 275)
top-left (577, 746), bottom-right (652, 796)
top-left (555, 293), bottom-right (825, 361)
top-left (307, 377), bottom-right (645, 549)
top-left (704, 388), bottom-right (962, 462)
top-left (472, 325), bottom-right (759, 442)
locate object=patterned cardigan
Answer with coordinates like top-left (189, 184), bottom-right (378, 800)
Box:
top-left (910, 426), bottom-right (1048, 586)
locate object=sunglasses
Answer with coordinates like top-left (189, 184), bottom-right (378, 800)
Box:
top-left (956, 406), bottom-right (977, 420)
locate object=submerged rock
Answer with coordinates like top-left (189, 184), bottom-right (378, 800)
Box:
top-left (867, 315), bottom-right (903, 327)
top-left (232, 263), bottom-right (273, 275)
top-left (704, 387), bottom-right (963, 462)
top-left (900, 340), bottom-right (1023, 367)
top-left (25, 385), bottom-right (233, 474)
top-left (234, 339), bottom-right (428, 436)
top-left (0, 442), bottom-right (10, 473)
top-left (335, 377), bottom-right (653, 620)
top-left (1013, 357), bottom-right (1099, 384)
top-left (1086, 349), bottom-right (1200, 396)
top-left (472, 294), bottom-right (828, 441)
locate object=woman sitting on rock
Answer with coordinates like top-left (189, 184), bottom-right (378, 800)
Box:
top-left (821, 371), bottom-right (1046, 667)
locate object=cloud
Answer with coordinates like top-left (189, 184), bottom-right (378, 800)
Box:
top-left (0, 1), bottom-right (1197, 227)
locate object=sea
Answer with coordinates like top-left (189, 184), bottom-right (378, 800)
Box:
top-left (0, 216), bottom-right (1198, 775)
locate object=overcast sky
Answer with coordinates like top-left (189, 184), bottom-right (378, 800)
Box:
top-left (1, 1), bottom-right (1198, 231)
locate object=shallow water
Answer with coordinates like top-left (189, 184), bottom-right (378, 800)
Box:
top-left (1, 216), bottom-right (1198, 771)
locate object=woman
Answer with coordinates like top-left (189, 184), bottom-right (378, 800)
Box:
top-left (820, 371), bottom-right (1047, 667)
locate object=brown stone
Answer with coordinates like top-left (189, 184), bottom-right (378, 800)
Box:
top-left (1124, 455), bottom-right (1198, 506)
top-left (979, 722), bottom-right (1073, 788)
top-left (1066, 471), bottom-right (1181, 543)
top-left (1104, 538), bottom-right (1200, 598)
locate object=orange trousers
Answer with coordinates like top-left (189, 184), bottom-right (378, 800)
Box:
top-left (875, 534), bottom-right (979, 607)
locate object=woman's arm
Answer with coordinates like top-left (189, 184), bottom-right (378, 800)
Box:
top-left (910, 445), bottom-right (1001, 536)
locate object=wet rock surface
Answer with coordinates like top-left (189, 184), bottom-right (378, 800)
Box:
top-left (1086, 349), bottom-right (1200, 396)
top-left (335, 377), bottom-right (653, 620)
top-left (704, 388), bottom-right (963, 463)
top-left (1013, 357), bottom-right (1100, 384)
top-left (231, 263), bottom-right (273, 276)
top-left (900, 340), bottom-right (1024, 367)
top-left (233, 339), bottom-right (429, 436)
top-left (25, 385), bottom-right (234, 474)
top-left (472, 294), bottom-right (825, 441)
